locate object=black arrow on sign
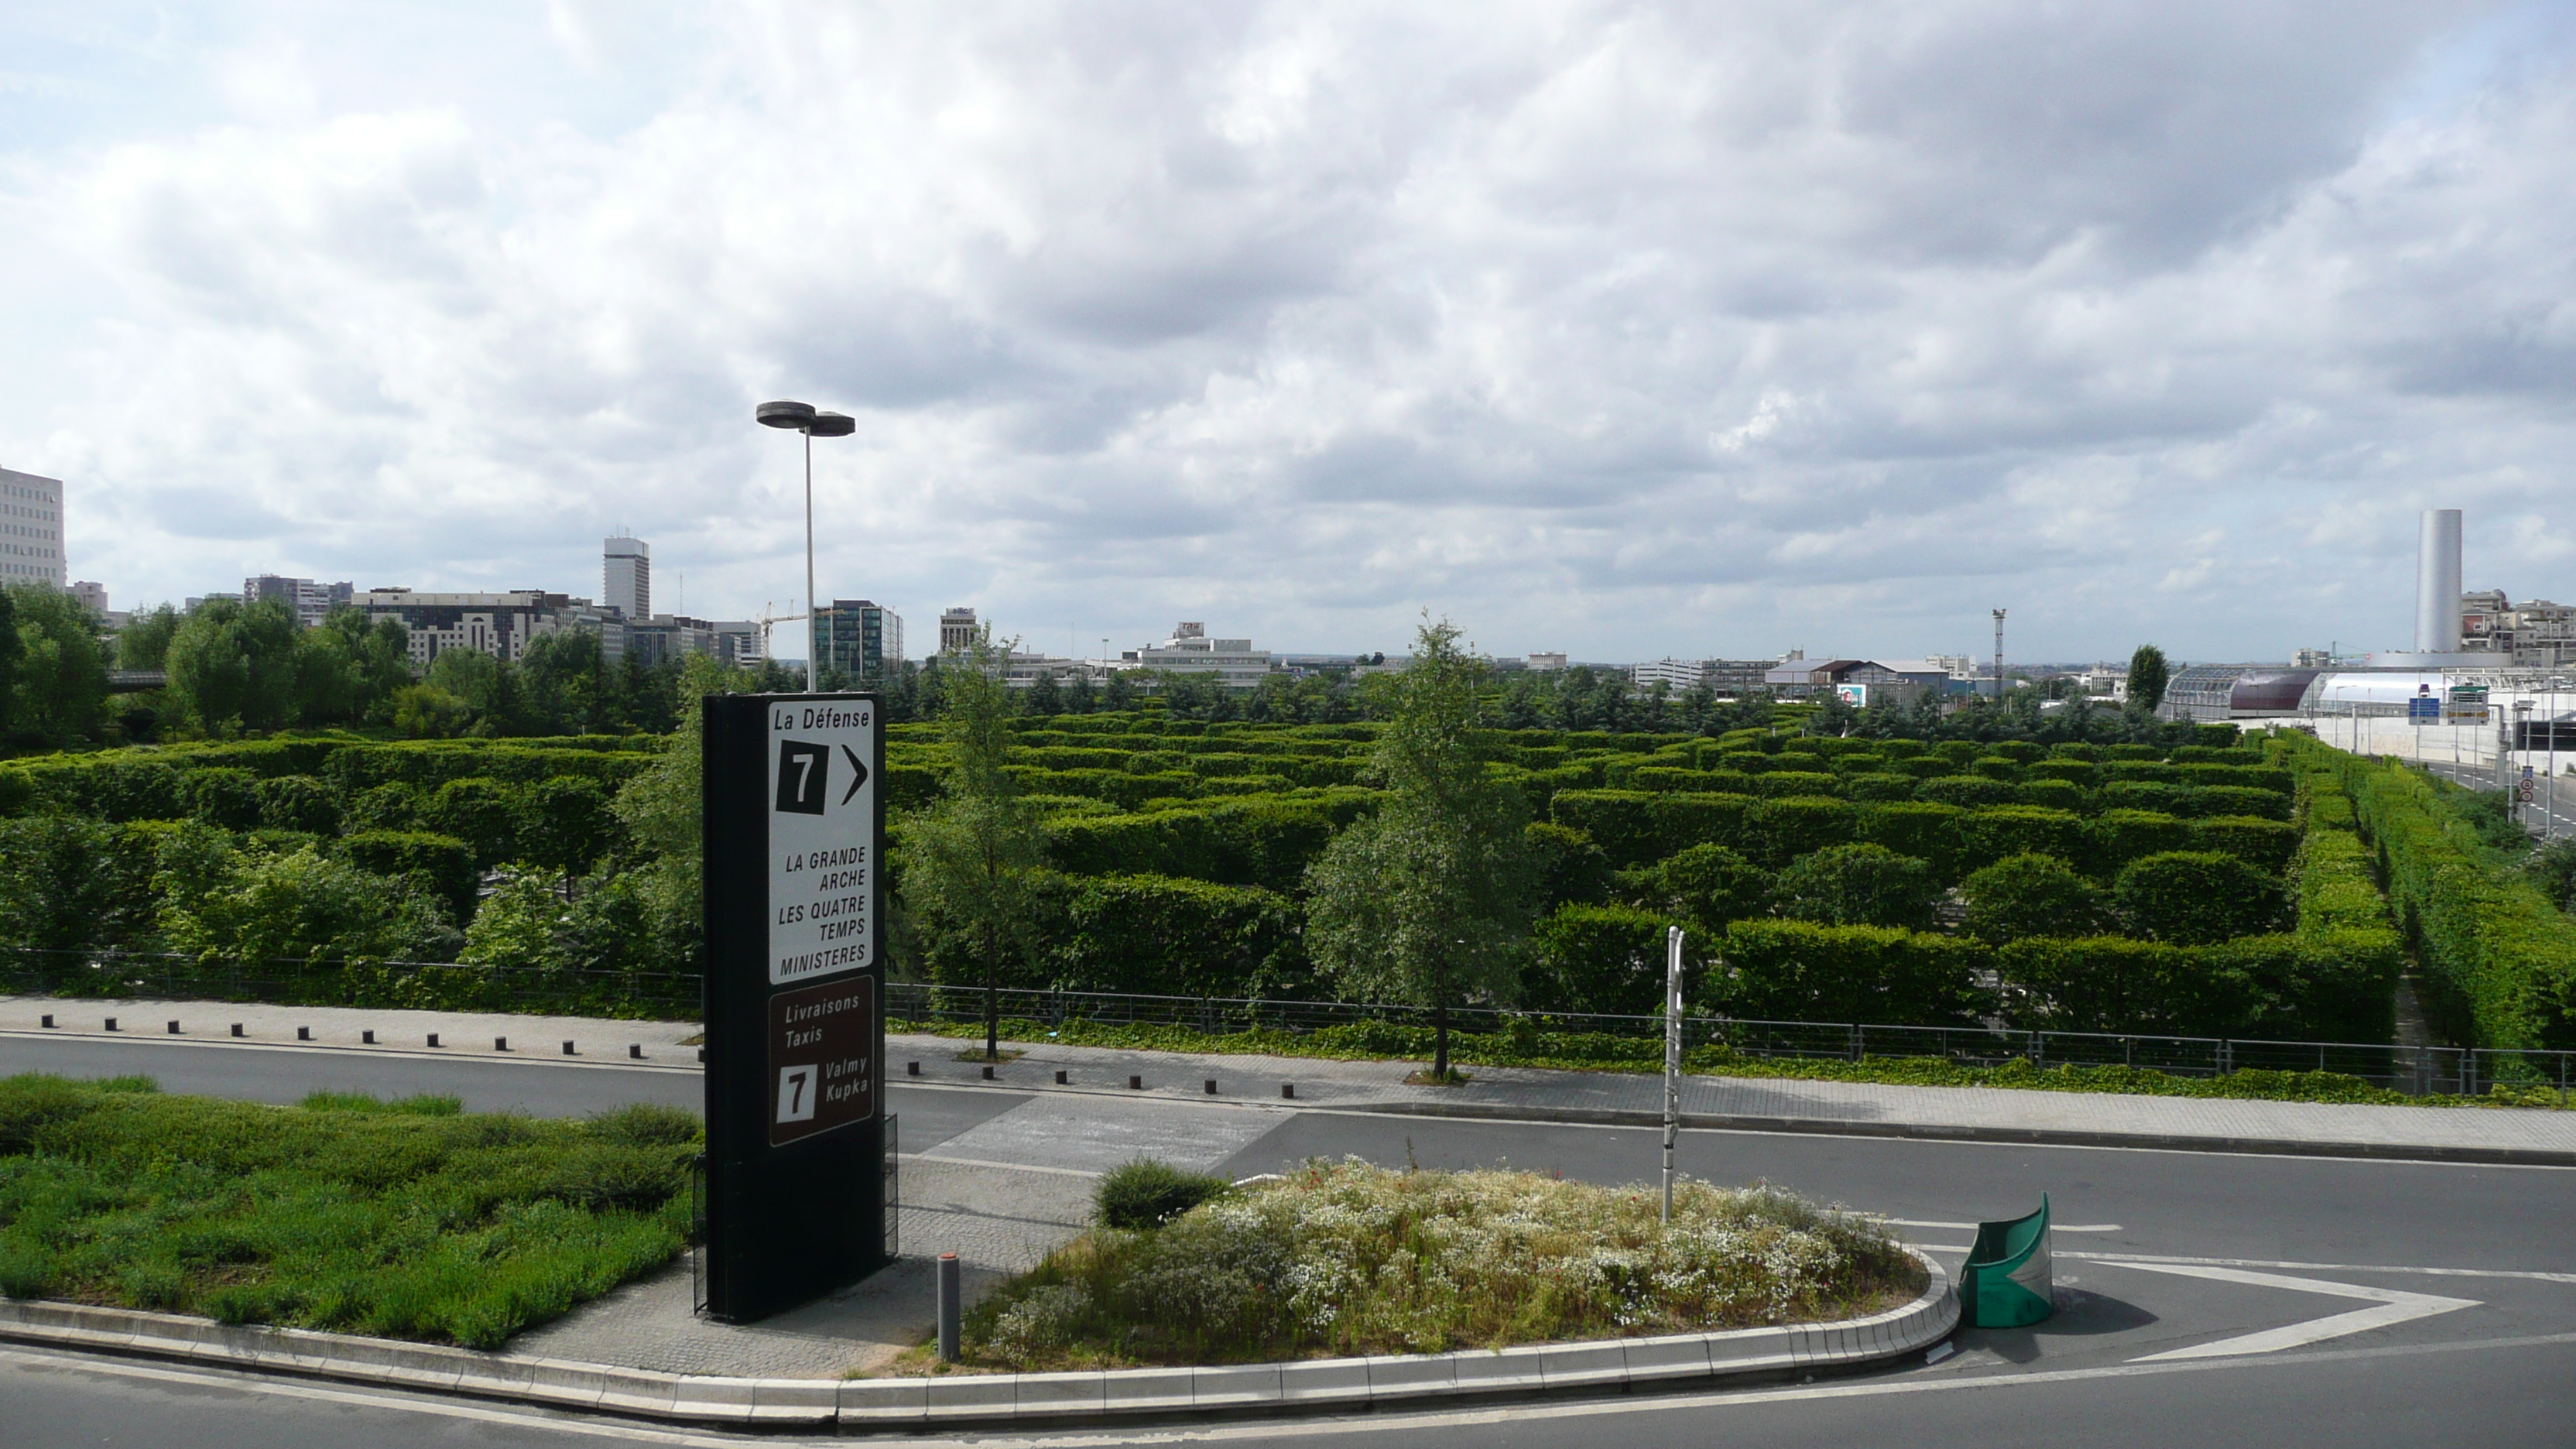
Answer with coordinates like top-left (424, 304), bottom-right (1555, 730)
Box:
top-left (839, 745), bottom-right (870, 805)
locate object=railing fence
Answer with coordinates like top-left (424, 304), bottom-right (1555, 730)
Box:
top-left (3, 947), bottom-right (2567, 1102)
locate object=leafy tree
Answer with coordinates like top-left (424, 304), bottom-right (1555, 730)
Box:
top-left (421, 778), bottom-right (524, 869)
top-left (525, 776), bottom-right (619, 887)
top-left (392, 684), bottom-right (473, 738)
top-left (518, 629), bottom-right (606, 733)
top-left (164, 597), bottom-right (302, 735)
top-left (8, 584), bottom-right (107, 743)
top-left (426, 647), bottom-right (505, 716)
top-left (1772, 842), bottom-right (1938, 930)
top-left (2527, 838), bottom-right (2576, 914)
top-left (1631, 843), bottom-right (1773, 937)
top-left (1960, 851), bottom-right (2107, 944)
top-left (116, 604), bottom-right (181, 670)
top-left (2112, 850), bottom-right (2282, 944)
top-left (896, 626), bottom-right (1049, 1060)
top-left (156, 841), bottom-right (458, 968)
top-left (1303, 618), bottom-right (1539, 1081)
top-left (0, 589), bottom-right (22, 737)
top-left (1526, 820), bottom-right (1612, 906)
top-left (2128, 645), bottom-right (2170, 715)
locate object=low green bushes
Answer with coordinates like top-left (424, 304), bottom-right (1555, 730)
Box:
top-left (1714, 919), bottom-right (1992, 1025)
top-left (2307, 737), bottom-right (2576, 1048)
top-left (1093, 1158), bottom-right (1231, 1230)
top-left (957, 1163), bottom-right (1917, 1370)
top-left (0, 1074), bottom-right (696, 1348)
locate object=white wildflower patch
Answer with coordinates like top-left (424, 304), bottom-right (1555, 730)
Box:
top-left (962, 1162), bottom-right (1917, 1370)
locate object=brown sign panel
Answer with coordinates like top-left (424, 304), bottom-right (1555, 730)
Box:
top-left (767, 976), bottom-right (875, 1146)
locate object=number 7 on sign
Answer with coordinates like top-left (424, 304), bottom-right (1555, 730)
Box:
top-left (776, 1067), bottom-right (816, 1123)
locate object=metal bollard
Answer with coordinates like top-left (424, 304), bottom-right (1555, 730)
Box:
top-left (362, 1030), bottom-right (375, 1044)
top-left (563, 1040), bottom-right (576, 1056)
top-left (906, 1060), bottom-right (920, 1076)
top-left (1204, 1079), bottom-right (1217, 1095)
top-left (296, 1026), bottom-right (310, 1041)
top-left (167, 1020), bottom-right (180, 1035)
top-left (1281, 1083), bottom-right (1295, 1100)
top-left (981, 1064), bottom-right (995, 1081)
top-left (496, 1036), bottom-right (509, 1052)
top-left (1054, 1070), bottom-right (1067, 1085)
top-left (104, 1017), bottom-right (118, 1032)
top-left (426, 1033), bottom-right (440, 1048)
top-left (39, 1015), bottom-right (53, 1029)
top-left (230, 1023), bottom-right (244, 1037)
top-left (1128, 1074), bottom-right (1142, 1091)
top-left (937, 1253), bottom-right (962, 1362)
top-left (629, 1044), bottom-right (643, 1060)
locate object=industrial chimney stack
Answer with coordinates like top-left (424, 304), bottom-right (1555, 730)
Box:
top-left (2415, 509), bottom-right (2462, 655)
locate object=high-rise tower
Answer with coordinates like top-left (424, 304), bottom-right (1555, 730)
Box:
top-left (605, 535), bottom-right (650, 620)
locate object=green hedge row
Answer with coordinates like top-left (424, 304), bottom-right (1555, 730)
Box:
top-left (5, 742), bottom-right (652, 823)
top-left (1548, 789), bottom-right (2294, 880)
top-left (2302, 735), bottom-right (2576, 1048)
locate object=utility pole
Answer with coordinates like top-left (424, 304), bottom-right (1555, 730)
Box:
top-left (1662, 926), bottom-right (1683, 1224)
top-left (1992, 608), bottom-right (2007, 703)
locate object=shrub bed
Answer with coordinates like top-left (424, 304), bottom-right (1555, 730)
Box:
top-left (0, 1074), bottom-right (698, 1348)
top-left (951, 1161), bottom-right (1920, 1369)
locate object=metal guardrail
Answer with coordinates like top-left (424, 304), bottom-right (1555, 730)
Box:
top-left (2, 950), bottom-right (2566, 1101)
top-left (884, 982), bottom-right (2571, 1101)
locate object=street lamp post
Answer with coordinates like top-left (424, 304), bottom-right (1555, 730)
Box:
top-left (2515, 698), bottom-right (2534, 827)
top-left (756, 401), bottom-right (855, 691)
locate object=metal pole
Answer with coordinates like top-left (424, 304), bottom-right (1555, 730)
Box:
top-left (936, 1252), bottom-right (961, 1361)
top-left (804, 430), bottom-right (817, 692)
top-left (1662, 926), bottom-right (1683, 1224)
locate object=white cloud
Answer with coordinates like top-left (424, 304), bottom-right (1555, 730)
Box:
top-left (0, 0), bottom-right (2570, 663)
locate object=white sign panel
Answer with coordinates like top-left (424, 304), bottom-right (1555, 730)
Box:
top-left (765, 698), bottom-right (877, 985)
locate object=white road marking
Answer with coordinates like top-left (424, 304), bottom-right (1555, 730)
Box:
top-left (908, 1153), bottom-right (1101, 1177)
top-left (2071, 1251), bottom-right (2576, 1285)
top-left (2101, 1262), bottom-right (2479, 1361)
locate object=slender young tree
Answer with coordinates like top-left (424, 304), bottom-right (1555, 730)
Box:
top-left (2128, 645), bottom-right (2171, 715)
top-left (1303, 617), bottom-right (1539, 1082)
top-left (895, 626), bottom-right (1048, 1060)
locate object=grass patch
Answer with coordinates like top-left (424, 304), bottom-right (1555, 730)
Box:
top-left (0, 1074), bottom-right (701, 1348)
top-left (891, 1014), bottom-right (2529, 1108)
top-left (925, 1160), bottom-right (1919, 1372)
top-left (298, 1091), bottom-right (462, 1115)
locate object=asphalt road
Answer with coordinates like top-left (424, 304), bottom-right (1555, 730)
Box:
top-left (2421, 757), bottom-right (2574, 843)
top-left (7, 1033), bottom-right (2576, 1446)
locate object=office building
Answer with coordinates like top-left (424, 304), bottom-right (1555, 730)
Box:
top-left (940, 607), bottom-right (979, 656)
top-left (604, 536), bottom-right (649, 619)
top-left (361, 589), bottom-right (626, 666)
top-left (70, 581), bottom-right (108, 617)
top-left (1526, 652), bottom-right (1568, 672)
top-left (245, 576), bottom-right (355, 628)
top-left (1762, 658), bottom-right (1951, 704)
top-left (1629, 659), bottom-right (1704, 691)
top-left (1704, 659), bottom-right (1776, 694)
top-left (0, 468), bottom-right (66, 587)
top-left (816, 600), bottom-right (906, 684)
top-left (1120, 622), bottom-right (1274, 689)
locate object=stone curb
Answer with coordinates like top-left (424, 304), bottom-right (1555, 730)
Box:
top-left (0, 1252), bottom-right (1956, 1428)
top-left (1336, 1099), bottom-right (2576, 1167)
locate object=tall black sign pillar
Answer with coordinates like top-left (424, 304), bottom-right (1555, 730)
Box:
top-left (701, 692), bottom-right (892, 1322)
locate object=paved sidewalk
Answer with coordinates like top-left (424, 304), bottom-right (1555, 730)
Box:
top-left (886, 1030), bottom-right (2576, 1163)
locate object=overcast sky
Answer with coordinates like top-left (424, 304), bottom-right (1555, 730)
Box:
top-left (3, 2), bottom-right (2571, 664)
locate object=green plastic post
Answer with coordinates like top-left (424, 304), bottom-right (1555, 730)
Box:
top-left (1961, 1194), bottom-right (2054, 1328)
